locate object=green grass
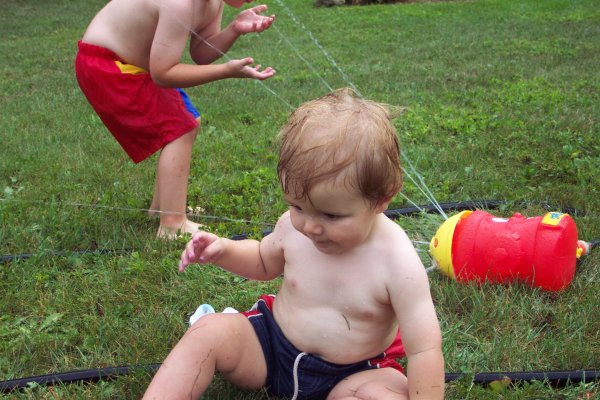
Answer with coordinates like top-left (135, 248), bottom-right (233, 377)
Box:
top-left (1, 0), bottom-right (599, 398)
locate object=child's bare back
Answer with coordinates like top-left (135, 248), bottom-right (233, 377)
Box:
top-left (83, 0), bottom-right (228, 69)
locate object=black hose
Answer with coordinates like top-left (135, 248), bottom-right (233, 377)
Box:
top-left (384, 199), bottom-right (508, 219)
top-left (231, 199), bottom-right (511, 240)
top-left (230, 200), bottom-right (599, 244)
top-left (445, 369), bottom-right (600, 385)
top-left (1, 365), bottom-right (598, 393)
top-left (2, 199), bottom-right (588, 262)
top-left (0, 364), bottom-right (161, 392)
top-left (3, 200), bottom-right (598, 261)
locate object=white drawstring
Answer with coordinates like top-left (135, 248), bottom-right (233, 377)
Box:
top-left (291, 352), bottom-right (307, 400)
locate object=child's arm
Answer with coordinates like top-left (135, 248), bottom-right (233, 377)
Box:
top-left (190, 5), bottom-right (275, 65)
top-left (178, 215), bottom-right (286, 281)
top-left (389, 247), bottom-right (445, 399)
top-left (150, 4), bottom-right (275, 88)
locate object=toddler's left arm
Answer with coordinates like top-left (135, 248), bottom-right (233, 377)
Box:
top-left (389, 248), bottom-right (445, 399)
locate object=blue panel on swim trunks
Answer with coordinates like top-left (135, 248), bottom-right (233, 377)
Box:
top-left (176, 88), bottom-right (201, 119)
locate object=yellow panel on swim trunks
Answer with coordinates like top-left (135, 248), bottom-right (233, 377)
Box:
top-left (115, 61), bottom-right (147, 75)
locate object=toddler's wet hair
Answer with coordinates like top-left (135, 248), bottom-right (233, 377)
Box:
top-left (278, 88), bottom-right (403, 206)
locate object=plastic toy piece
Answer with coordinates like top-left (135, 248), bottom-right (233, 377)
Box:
top-left (430, 210), bottom-right (584, 291)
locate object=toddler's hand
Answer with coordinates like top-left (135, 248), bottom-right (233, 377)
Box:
top-left (232, 5), bottom-right (275, 35)
top-left (179, 231), bottom-right (222, 272)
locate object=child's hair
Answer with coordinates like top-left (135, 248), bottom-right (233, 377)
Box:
top-left (278, 88), bottom-right (402, 207)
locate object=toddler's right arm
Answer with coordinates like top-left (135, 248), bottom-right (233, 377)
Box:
top-left (178, 229), bottom-right (284, 281)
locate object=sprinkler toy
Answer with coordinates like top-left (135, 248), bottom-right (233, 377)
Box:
top-left (429, 210), bottom-right (591, 291)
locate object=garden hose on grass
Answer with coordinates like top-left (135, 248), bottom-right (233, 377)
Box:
top-left (1, 365), bottom-right (598, 393)
top-left (1, 199), bottom-right (592, 262)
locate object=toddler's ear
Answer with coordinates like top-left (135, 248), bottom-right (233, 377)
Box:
top-left (375, 195), bottom-right (394, 213)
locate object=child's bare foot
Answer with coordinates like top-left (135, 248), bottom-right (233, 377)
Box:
top-left (156, 219), bottom-right (204, 239)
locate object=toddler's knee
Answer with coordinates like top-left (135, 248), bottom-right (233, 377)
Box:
top-left (187, 313), bottom-right (246, 340)
top-left (353, 380), bottom-right (408, 400)
top-left (188, 312), bottom-right (226, 332)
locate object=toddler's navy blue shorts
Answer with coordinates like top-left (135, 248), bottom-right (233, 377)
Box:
top-left (243, 295), bottom-right (405, 400)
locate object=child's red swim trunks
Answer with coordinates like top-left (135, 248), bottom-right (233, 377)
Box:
top-left (75, 41), bottom-right (199, 163)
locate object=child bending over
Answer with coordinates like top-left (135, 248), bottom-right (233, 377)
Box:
top-left (144, 88), bottom-right (445, 399)
top-left (75, 0), bottom-right (275, 238)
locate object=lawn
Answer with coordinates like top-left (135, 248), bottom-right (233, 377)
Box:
top-left (1, 0), bottom-right (598, 398)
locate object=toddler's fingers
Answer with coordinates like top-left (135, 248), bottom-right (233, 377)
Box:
top-left (185, 245), bottom-right (196, 263)
top-left (198, 240), bottom-right (221, 263)
top-left (178, 260), bottom-right (188, 273)
top-left (178, 250), bottom-right (194, 273)
top-left (179, 252), bottom-right (192, 272)
top-left (178, 233), bottom-right (206, 272)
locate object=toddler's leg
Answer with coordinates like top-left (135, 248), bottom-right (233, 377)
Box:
top-left (153, 127), bottom-right (202, 238)
top-left (143, 313), bottom-right (267, 399)
top-left (327, 368), bottom-right (408, 400)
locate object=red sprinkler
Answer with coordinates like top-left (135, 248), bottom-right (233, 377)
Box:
top-left (429, 210), bottom-right (591, 291)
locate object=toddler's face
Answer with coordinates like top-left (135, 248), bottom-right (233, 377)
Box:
top-left (284, 179), bottom-right (381, 255)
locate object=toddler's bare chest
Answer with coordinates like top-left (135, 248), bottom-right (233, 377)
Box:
top-left (282, 265), bottom-right (389, 320)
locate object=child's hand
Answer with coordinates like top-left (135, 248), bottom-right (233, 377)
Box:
top-left (232, 5), bottom-right (275, 35)
top-left (179, 231), bottom-right (223, 272)
top-left (227, 57), bottom-right (276, 80)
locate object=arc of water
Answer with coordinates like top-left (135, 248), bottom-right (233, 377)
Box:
top-left (402, 153), bottom-right (448, 220)
top-left (272, 0), bottom-right (363, 97)
top-left (413, 240), bottom-right (432, 247)
top-left (272, 24), bottom-right (333, 92)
